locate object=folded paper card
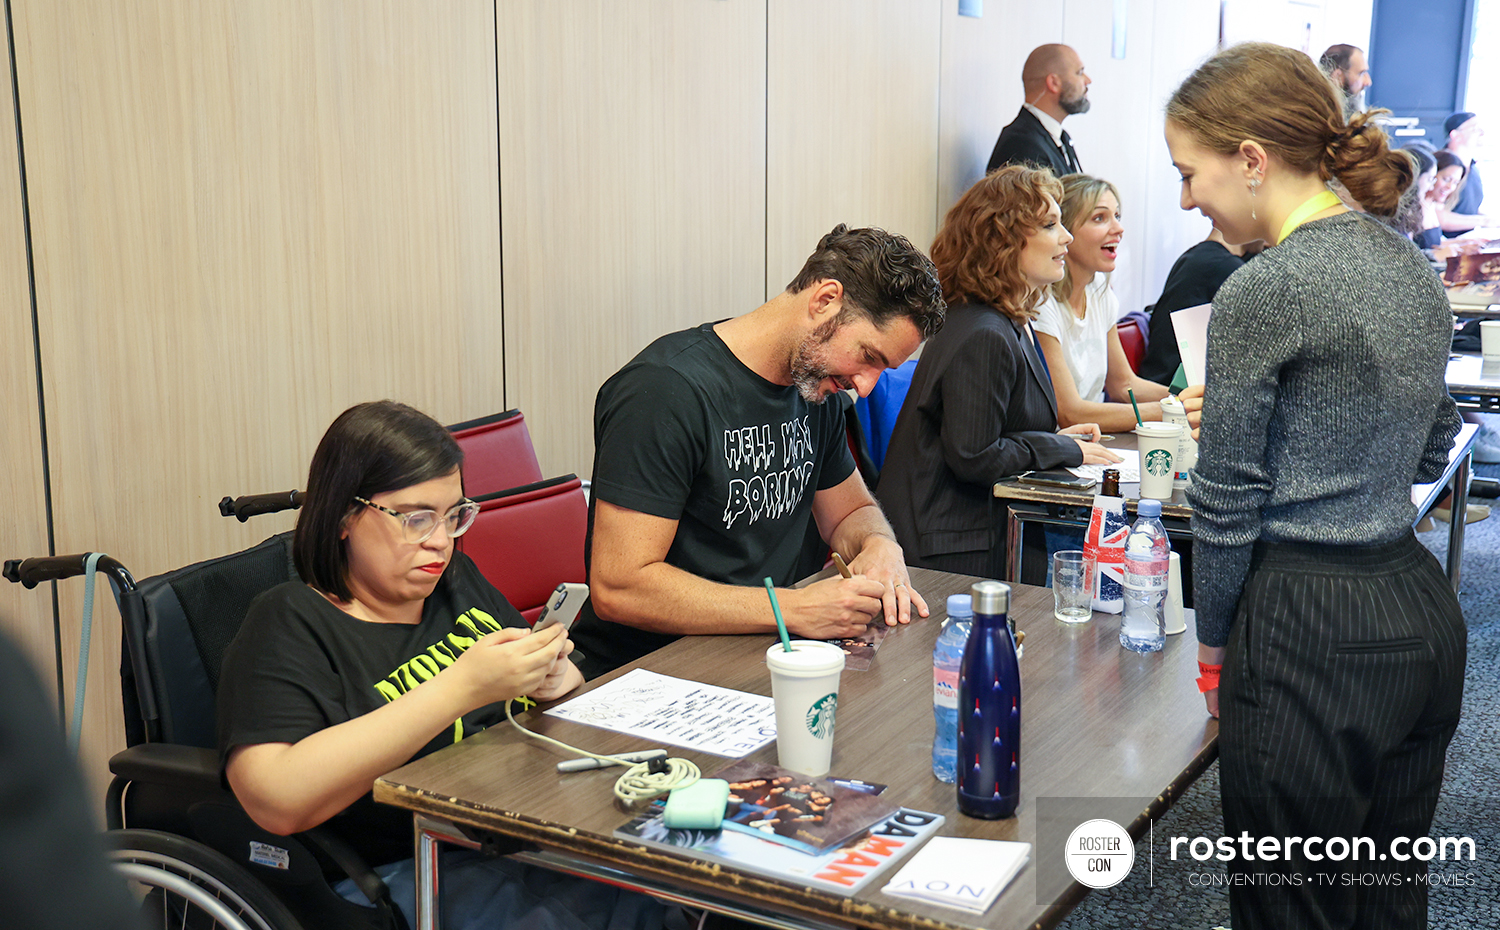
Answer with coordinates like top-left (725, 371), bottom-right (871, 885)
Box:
top-left (880, 836), bottom-right (1030, 914)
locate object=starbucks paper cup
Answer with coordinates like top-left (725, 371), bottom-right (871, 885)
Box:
top-left (765, 641), bottom-right (845, 776)
top-left (1135, 422), bottom-right (1183, 501)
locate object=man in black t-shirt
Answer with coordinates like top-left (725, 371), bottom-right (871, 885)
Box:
top-left (570, 225), bottom-right (947, 678)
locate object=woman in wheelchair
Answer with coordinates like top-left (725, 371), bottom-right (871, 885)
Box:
top-left (217, 401), bottom-right (672, 930)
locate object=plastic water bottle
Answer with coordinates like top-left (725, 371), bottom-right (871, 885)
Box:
top-left (956, 581), bottom-right (1021, 819)
top-left (1120, 499), bottom-right (1170, 654)
top-left (931, 595), bottom-right (973, 783)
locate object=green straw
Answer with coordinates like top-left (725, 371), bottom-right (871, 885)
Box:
top-left (1127, 388), bottom-right (1143, 427)
top-left (764, 578), bottom-right (793, 652)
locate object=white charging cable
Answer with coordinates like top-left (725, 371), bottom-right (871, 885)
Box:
top-left (504, 700), bottom-right (699, 803)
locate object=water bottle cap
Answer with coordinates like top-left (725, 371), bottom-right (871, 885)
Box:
top-left (970, 580), bottom-right (1010, 615)
top-left (1137, 498), bottom-right (1162, 518)
top-left (945, 594), bottom-right (973, 619)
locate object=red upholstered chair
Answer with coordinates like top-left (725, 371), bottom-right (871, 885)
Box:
top-left (447, 410), bottom-right (545, 499)
top-left (456, 475), bottom-right (588, 626)
top-left (1116, 318), bottom-right (1147, 374)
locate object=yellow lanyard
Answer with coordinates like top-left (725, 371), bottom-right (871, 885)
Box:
top-left (1275, 189), bottom-right (1344, 245)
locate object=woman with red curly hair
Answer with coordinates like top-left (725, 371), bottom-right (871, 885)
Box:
top-left (876, 165), bottom-right (1118, 576)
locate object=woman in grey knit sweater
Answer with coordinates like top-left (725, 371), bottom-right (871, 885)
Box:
top-left (1166, 44), bottom-right (1465, 930)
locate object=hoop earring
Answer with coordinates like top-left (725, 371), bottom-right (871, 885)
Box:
top-left (1248, 177), bottom-right (1261, 221)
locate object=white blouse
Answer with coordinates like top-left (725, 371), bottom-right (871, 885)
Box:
top-left (1032, 277), bottom-right (1120, 403)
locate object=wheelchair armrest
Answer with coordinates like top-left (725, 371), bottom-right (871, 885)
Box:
top-left (108, 743), bottom-right (221, 791)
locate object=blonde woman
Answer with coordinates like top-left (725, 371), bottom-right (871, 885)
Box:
top-left (1032, 174), bottom-right (1169, 432)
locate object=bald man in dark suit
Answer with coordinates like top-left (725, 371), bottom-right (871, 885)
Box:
top-left (986, 44), bottom-right (1090, 177)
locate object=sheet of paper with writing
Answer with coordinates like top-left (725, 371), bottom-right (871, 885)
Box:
top-left (545, 668), bottom-right (777, 756)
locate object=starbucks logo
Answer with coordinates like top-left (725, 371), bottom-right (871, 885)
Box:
top-left (806, 693), bottom-right (837, 739)
top-left (1144, 448), bottom-right (1173, 477)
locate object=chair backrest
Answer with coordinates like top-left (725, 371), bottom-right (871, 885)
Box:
top-left (457, 475), bottom-right (587, 625)
top-left (121, 533), bottom-right (298, 748)
top-left (447, 409), bottom-right (545, 498)
top-left (854, 358), bottom-right (918, 471)
top-left (1117, 318), bottom-right (1146, 374)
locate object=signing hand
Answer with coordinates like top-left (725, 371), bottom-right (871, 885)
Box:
top-left (847, 536), bottom-right (929, 625)
top-left (781, 574), bottom-right (886, 639)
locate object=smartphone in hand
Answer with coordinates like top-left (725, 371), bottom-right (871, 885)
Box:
top-left (533, 582), bottom-right (588, 633)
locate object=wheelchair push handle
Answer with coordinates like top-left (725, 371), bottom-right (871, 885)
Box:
top-left (4, 553), bottom-right (136, 591)
top-left (218, 490), bottom-right (304, 522)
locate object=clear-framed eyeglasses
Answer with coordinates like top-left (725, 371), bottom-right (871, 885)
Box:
top-left (353, 496), bottom-right (480, 543)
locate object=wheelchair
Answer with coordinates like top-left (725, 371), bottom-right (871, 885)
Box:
top-left (6, 515), bottom-right (407, 930)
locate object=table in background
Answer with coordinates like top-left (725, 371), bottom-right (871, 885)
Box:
top-left (994, 425), bottom-right (1478, 592)
top-left (1448, 301), bottom-right (1500, 320)
top-left (1447, 353), bottom-right (1500, 412)
top-left (375, 569), bottom-right (1218, 930)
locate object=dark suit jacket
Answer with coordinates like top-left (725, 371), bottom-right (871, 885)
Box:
top-left (876, 305), bottom-right (1082, 567)
top-left (986, 107), bottom-right (1074, 177)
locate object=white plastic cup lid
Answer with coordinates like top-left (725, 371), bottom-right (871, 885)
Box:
top-left (1135, 422), bottom-right (1183, 438)
top-left (765, 640), bottom-right (845, 676)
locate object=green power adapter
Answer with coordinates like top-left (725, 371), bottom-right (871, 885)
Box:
top-left (661, 779), bottom-right (730, 830)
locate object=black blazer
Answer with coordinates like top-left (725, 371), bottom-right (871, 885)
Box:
top-left (985, 107), bottom-right (1075, 177)
top-left (876, 305), bottom-right (1082, 565)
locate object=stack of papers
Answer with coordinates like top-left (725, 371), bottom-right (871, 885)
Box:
top-left (881, 836), bottom-right (1030, 914)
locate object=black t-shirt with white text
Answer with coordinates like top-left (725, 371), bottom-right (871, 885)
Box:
top-left (571, 323), bottom-right (855, 678)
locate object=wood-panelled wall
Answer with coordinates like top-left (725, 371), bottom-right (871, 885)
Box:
top-left (8, 0), bottom-right (504, 791)
top-left (1, 0), bottom-right (1333, 791)
top-left (0, 10), bottom-right (55, 692)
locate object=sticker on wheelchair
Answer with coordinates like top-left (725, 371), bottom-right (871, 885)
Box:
top-left (249, 840), bottom-right (290, 870)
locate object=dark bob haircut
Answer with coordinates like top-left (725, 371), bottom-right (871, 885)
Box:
top-left (293, 400), bottom-right (463, 601)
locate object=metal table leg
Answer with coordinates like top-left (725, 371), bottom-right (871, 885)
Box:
top-left (1446, 453), bottom-right (1471, 592)
top-left (413, 814), bottom-right (481, 930)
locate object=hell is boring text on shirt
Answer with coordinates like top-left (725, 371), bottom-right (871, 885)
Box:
top-left (722, 416), bottom-right (816, 529)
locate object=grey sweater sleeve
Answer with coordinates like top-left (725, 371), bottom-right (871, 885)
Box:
top-left (1187, 275), bottom-right (1302, 648)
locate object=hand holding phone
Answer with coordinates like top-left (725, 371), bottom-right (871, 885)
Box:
top-left (533, 582), bottom-right (588, 633)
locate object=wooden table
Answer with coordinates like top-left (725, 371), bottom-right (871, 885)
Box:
top-left (994, 424), bottom-right (1478, 592)
top-left (375, 569), bottom-right (1218, 930)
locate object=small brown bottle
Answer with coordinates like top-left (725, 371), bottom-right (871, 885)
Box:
top-left (1101, 468), bottom-right (1121, 497)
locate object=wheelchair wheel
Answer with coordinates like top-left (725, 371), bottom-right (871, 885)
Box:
top-left (105, 829), bottom-right (302, 930)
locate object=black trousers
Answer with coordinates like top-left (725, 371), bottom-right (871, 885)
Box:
top-left (1219, 534), bottom-right (1466, 930)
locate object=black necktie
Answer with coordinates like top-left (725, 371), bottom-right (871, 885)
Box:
top-left (1060, 130), bottom-right (1081, 173)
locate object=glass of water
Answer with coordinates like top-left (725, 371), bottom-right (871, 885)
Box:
top-left (1052, 551), bottom-right (1093, 623)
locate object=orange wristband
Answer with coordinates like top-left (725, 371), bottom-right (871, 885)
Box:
top-left (1196, 661), bottom-right (1222, 693)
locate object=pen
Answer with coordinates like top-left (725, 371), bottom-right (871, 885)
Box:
top-left (831, 551), bottom-right (853, 579)
top-left (556, 749), bottom-right (667, 773)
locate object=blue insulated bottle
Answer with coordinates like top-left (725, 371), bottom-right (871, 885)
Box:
top-left (956, 580), bottom-right (1021, 819)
